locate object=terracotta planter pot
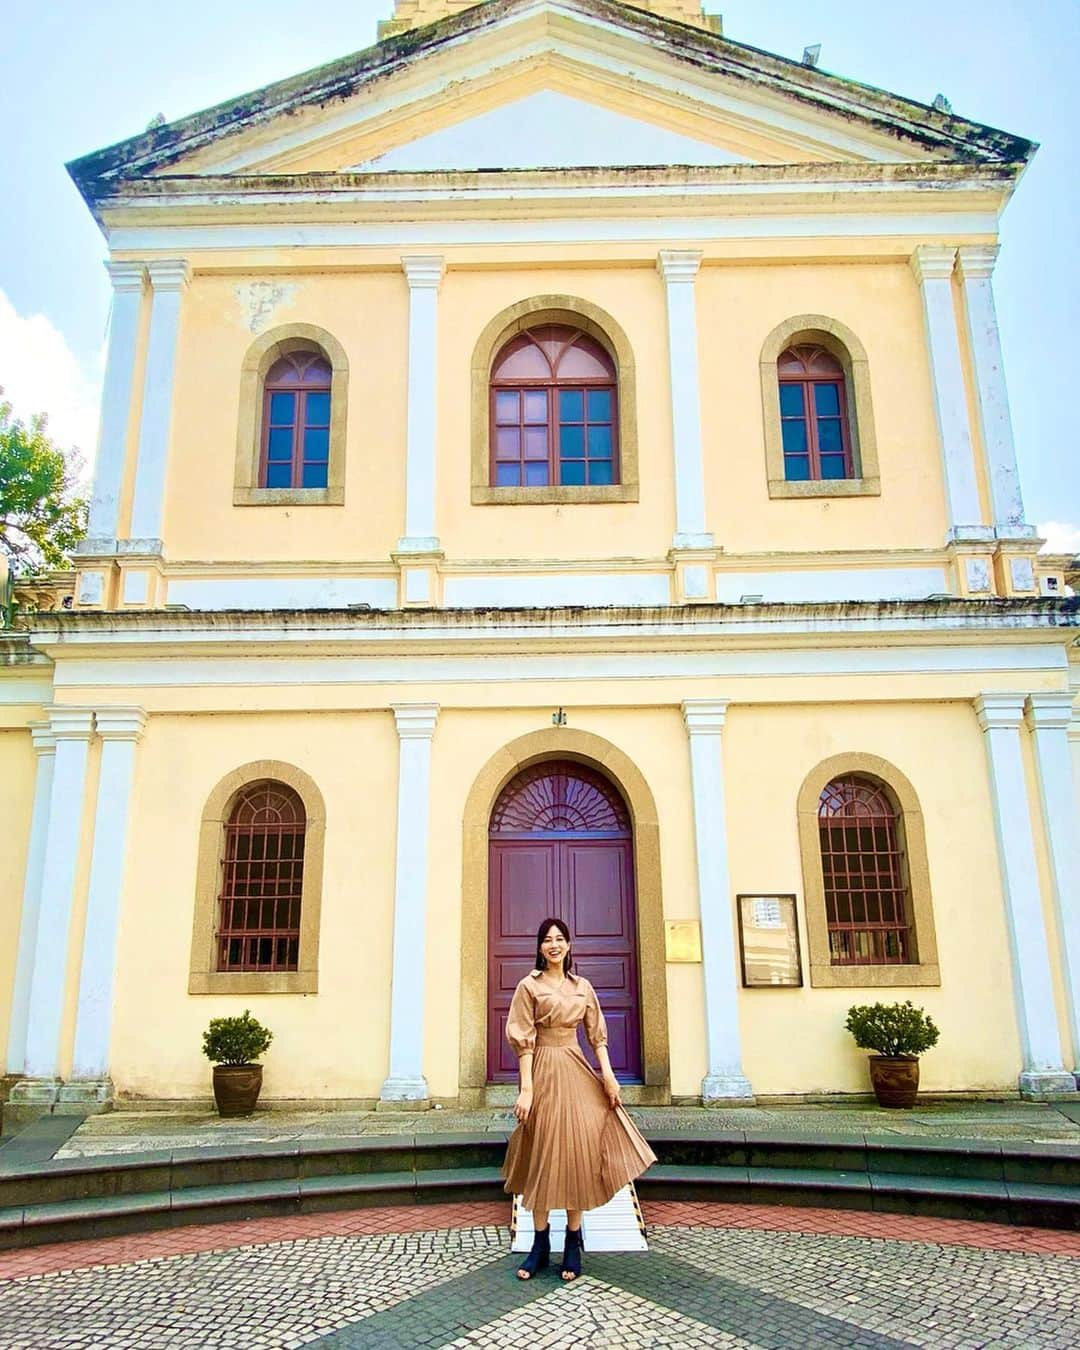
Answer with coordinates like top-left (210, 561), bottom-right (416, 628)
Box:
top-left (212, 1064), bottom-right (263, 1117)
top-left (868, 1055), bottom-right (920, 1108)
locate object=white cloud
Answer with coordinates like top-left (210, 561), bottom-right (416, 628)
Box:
top-left (0, 289), bottom-right (102, 469)
top-left (1038, 521), bottom-right (1080, 555)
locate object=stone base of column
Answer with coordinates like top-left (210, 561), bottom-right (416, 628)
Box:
top-left (672, 531), bottom-right (715, 551)
top-left (57, 1078), bottom-right (115, 1112)
top-left (395, 536), bottom-right (441, 555)
top-left (701, 1073), bottom-right (755, 1105)
top-left (1018, 1070), bottom-right (1078, 1099)
top-left (378, 1076), bottom-right (432, 1111)
top-left (7, 1076), bottom-right (62, 1108)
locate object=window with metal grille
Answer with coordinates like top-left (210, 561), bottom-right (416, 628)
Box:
top-left (217, 781), bottom-right (306, 972)
top-left (778, 344), bottom-right (853, 482)
top-left (490, 324), bottom-right (618, 487)
top-left (260, 352), bottom-right (331, 489)
top-left (818, 774), bottom-right (912, 965)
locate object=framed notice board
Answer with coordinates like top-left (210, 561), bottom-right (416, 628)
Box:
top-left (736, 894), bottom-right (802, 987)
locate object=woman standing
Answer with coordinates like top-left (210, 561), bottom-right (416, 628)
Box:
top-left (502, 917), bottom-right (656, 1282)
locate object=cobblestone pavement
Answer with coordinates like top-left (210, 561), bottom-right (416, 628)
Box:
top-left (46, 1100), bottom-right (1080, 1159)
top-left (1, 1203), bottom-right (1078, 1349)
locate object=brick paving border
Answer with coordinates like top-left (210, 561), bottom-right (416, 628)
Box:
top-left (2, 1198), bottom-right (1078, 1283)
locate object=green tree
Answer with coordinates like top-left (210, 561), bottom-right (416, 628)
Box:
top-left (0, 396), bottom-right (87, 575)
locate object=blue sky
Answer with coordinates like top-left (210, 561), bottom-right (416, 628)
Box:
top-left (2, 0), bottom-right (1077, 549)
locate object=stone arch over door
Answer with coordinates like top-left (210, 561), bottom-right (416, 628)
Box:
top-left (460, 728), bottom-right (669, 1106)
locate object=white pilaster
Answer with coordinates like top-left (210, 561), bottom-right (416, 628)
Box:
top-left (128, 259), bottom-right (190, 552)
top-left (381, 703), bottom-right (439, 1105)
top-left (13, 708), bottom-right (95, 1101)
top-left (658, 251), bottom-right (714, 551)
top-left (62, 708), bottom-right (147, 1104)
top-left (682, 699), bottom-right (753, 1103)
top-left (6, 727), bottom-right (57, 1076)
top-left (975, 694), bottom-right (1074, 1096)
top-left (82, 263), bottom-right (146, 552)
top-left (1025, 693), bottom-right (1080, 1077)
top-left (910, 246), bottom-right (990, 542)
top-left (397, 256), bottom-right (444, 555)
top-left (956, 246), bottom-right (1034, 540)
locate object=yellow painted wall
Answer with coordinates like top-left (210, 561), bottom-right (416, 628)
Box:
top-left (0, 731), bottom-right (36, 1063)
top-left (101, 694), bottom-right (1025, 1101)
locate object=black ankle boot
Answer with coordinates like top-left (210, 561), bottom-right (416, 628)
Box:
top-left (517, 1225), bottom-right (550, 1279)
top-left (560, 1226), bottom-right (584, 1281)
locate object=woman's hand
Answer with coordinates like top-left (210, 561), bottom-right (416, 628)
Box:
top-left (601, 1073), bottom-right (621, 1109)
top-left (514, 1088), bottom-right (533, 1123)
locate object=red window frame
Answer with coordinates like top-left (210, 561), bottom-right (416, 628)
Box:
top-left (778, 345), bottom-right (853, 483)
top-left (490, 326), bottom-right (619, 488)
top-left (259, 352), bottom-right (331, 490)
top-left (217, 781), bottom-right (306, 973)
top-left (818, 775), bottom-right (912, 966)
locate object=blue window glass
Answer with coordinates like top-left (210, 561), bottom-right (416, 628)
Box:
top-left (494, 390), bottom-right (519, 424)
top-left (784, 455), bottom-right (810, 482)
top-left (781, 419), bottom-right (807, 454)
top-left (814, 383), bottom-right (841, 417)
top-left (269, 392), bottom-right (295, 424)
top-left (779, 384), bottom-right (804, 417)
top-left (267, 427), bottom-right (293, 461)
top-left (587, 425), bottom-right (612, 458)
top-left (305, 392), bottom-right (330, 425)
top-left (817, 419), bottom-right (843, 455)
top-left (820, 454), bottom-right (846, 480)
top-left (559, 389), bottom-right (584, 422)
top-left (587, 389), bottom-right (611, 421)
top-left (302, 462), bottom-right (328, 489)
top-left (304, 428), bottom-right (329, 461)
top-left (523, 391), bottom-right (547, 424)
top-left (525, 461), bottom-right (550, 486)
top-left (496, 463), bottom-right (520, 486)
top-left (559, 424), bottom-right (584, 457)
top-left (266, 462), bottom-right (293, 489)
top-left (560, 460), bottom-right (586, 486)
top-left (589, 460), bottom-right (613, 486)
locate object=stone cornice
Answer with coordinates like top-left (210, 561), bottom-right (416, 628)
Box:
top-left (956, 243), bottom-right (1000, 282)
top-left (910, 244), bottom-right (956, 284)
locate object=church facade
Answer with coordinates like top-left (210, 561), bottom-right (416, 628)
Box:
top-left (3, 0), bottom-right (1079, 1114)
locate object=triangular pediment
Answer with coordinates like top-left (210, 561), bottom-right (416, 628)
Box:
top-left (69, 0), bottom-right (1033, 211)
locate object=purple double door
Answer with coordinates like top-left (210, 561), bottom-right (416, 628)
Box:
top-left (487, 761), bottom-right (643, 1083)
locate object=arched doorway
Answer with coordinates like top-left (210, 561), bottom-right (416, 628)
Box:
top-left (487, 760), bottom-right (643, 1083)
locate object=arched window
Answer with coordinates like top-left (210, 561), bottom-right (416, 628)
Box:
top-left (217, 780), bottom-right (306, 973)
top-left (490, 325), bottom-right (618, 488)
top-left (778, 344), bottom-right (853, 483)
top-left (818, 774), bottom-right (910, 966)
top-left (260, 351), bottom-right (332, 490)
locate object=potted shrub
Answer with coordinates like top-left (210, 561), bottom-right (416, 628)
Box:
top-left (845, 1001), bottom-right (940, 1109)
top-left (202, 1010), bottom-right (273, 1117)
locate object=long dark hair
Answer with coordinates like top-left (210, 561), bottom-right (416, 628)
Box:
top-left (534, 917), bottom-right (573, 975)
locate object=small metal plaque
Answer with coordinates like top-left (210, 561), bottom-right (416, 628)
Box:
top-left (665, 920), bottom-right (702, 963)
top-left (737, 894), bottom-right (802, 987)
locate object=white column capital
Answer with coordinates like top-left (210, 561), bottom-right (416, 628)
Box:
top-left (910, 245), bottom-right (957, 284)
top-left (956, 244), bottom-right (1000, 282)
top-left (29, 724), bottom-right (57, 756)
top-left (95, 706), bottom-right (148, 741)
top-left (682, 699), bottom-right (730, 733)
top-left (401, 255), bottom-right (445, 290)
top-left (104, 260), bottom-right (147, 294)
top-left (1025, 692), bottom-right (1076, 731)
top-left (974, 693), bottom-right (1027, 732)
top-left (392, 703), bottom-right (439, 739)
top-left (46, 706), bottom-right (96, 740)
top-left (657, 249), bottom-right (703, 283)
top-left (146, 259), bottom-right (191, 292)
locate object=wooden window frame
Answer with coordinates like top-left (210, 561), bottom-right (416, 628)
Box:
top-left (259, 356), bottom-right (332, 492)
top-left (189, 761), bottom-right (326, 995)
top-left (760, 315), bottom-right (881, 500)
top-left (778, 351), bottom-right (854, 484)
top-left (234, 324), bottom-right (349, 507)
top-left (797, 753), bottom-right (940, 988)
top-left (471, 297), bottom-right (639, 505)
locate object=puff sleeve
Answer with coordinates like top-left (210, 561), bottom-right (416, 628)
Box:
top-left (583, 981), bottom-right (609, 1050)
top-left (505, 978), bottom-right (537, 1058)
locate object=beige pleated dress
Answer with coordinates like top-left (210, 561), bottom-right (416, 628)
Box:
top-left (501, 969), bottom-right (656, 1213)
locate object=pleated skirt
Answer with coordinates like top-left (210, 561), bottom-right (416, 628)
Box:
top-left (501, 1042), bottom-right (657, 1213)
